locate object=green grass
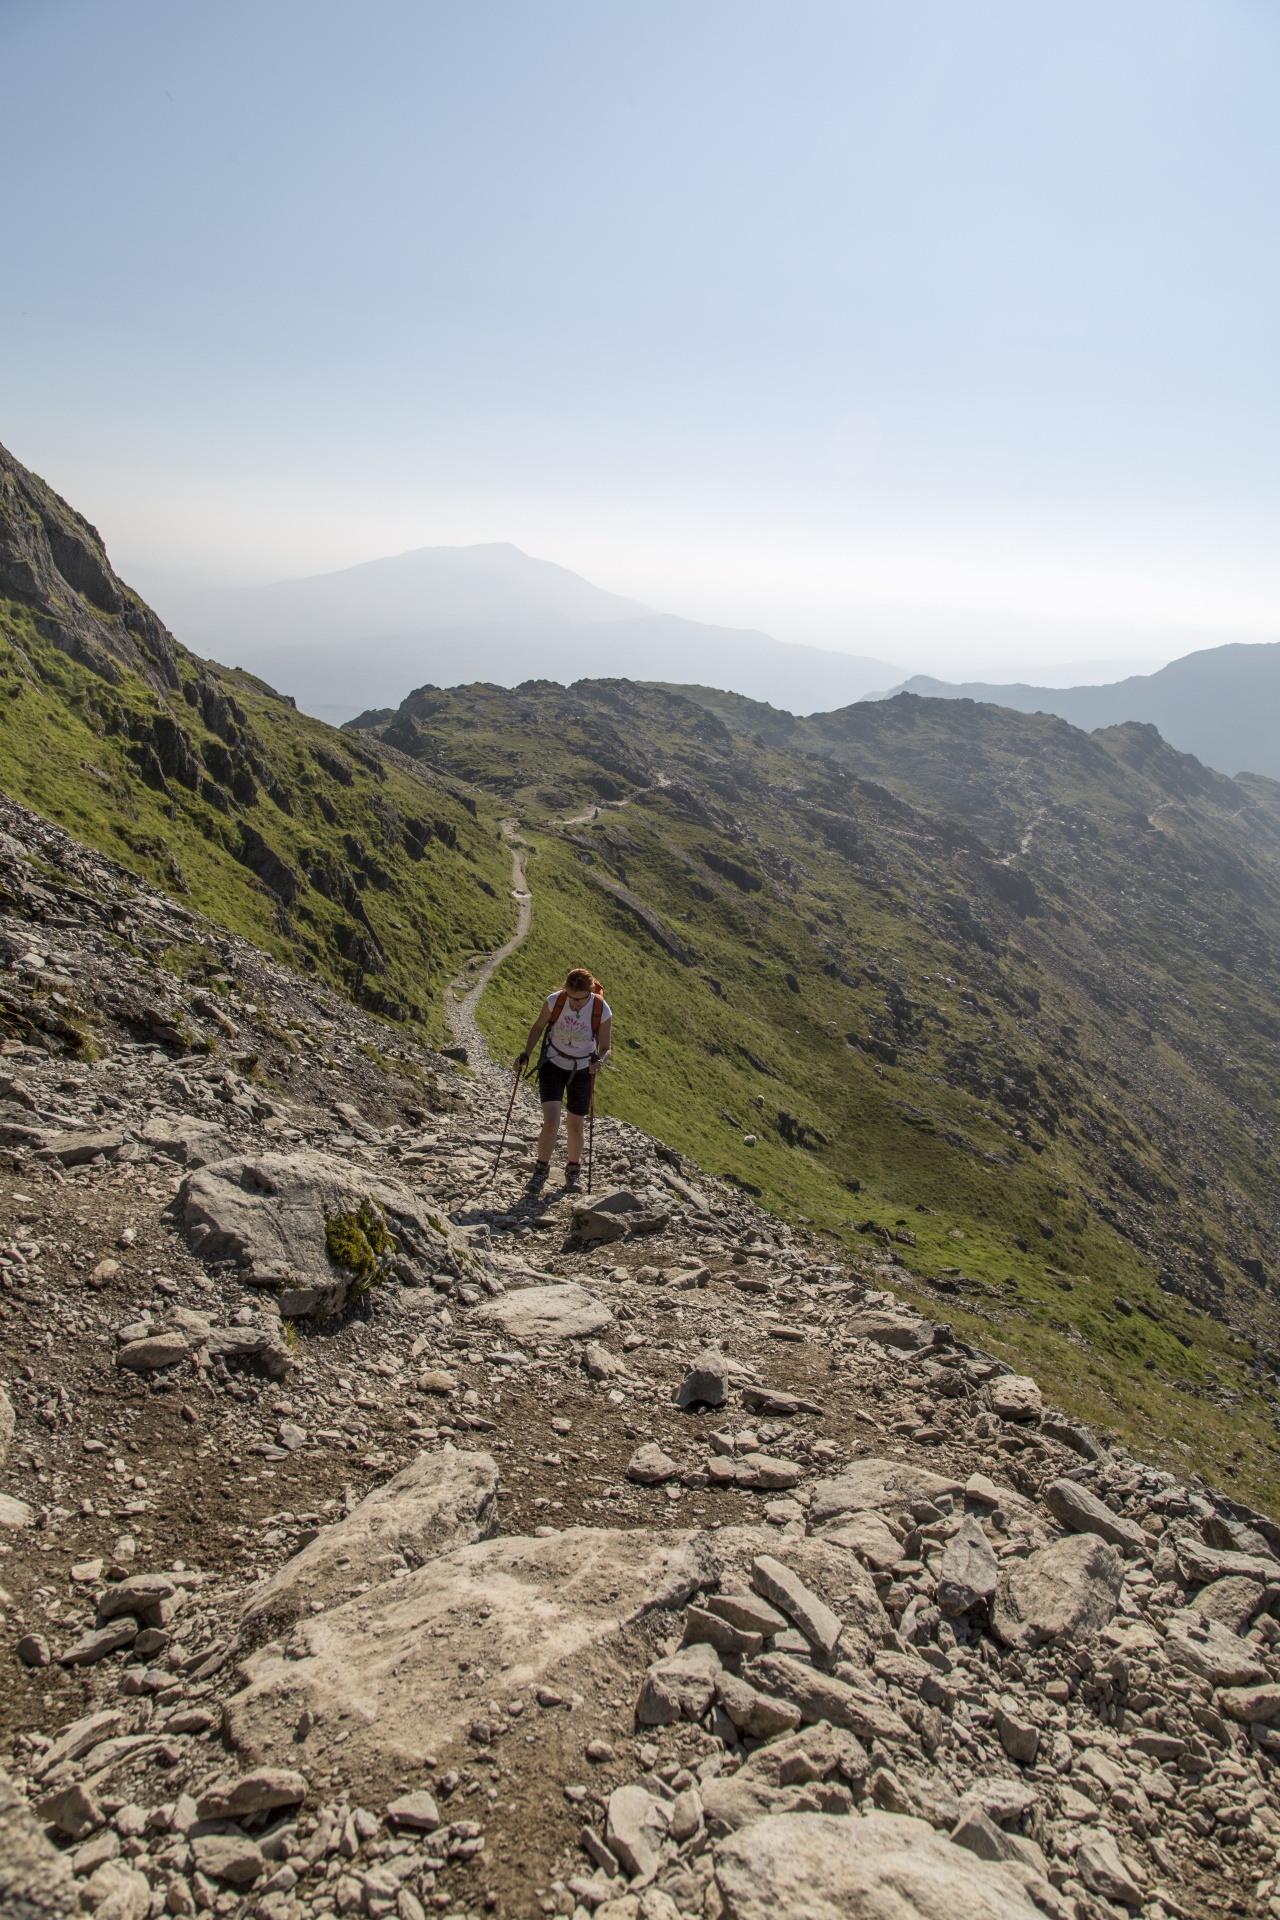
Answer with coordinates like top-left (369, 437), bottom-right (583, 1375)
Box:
top-left (479, 826), bottom-right (1277, 1504)
top-left (335, 677), bottom-right (1280, 1515)
top-left (2, 555), bottom-right (1276, 1514)
top-left (0, 605), bottom-right (515, 1044)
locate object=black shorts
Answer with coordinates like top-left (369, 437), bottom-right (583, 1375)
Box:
top-left (538, 1061), bottom-right (593, 1115)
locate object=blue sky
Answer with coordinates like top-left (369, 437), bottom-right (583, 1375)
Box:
top-left (4, 0), bottom-right (1280, 672)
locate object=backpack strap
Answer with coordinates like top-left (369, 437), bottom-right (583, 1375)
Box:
top-left (541, 991), bottom-right (603, 1068)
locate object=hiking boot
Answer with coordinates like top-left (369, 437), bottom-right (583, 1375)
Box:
top-left (529, 1160), bottom-right (550, 1188)
top-left (564, 1162), bottom-right (582, 1190)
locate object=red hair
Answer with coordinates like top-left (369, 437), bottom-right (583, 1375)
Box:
top-left (564, 968), bottom-right (602, 994)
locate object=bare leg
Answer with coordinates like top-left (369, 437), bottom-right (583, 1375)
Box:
top-left (537, 1101), bottom-right (562, 1163)
top-left (565, 1112), bottom-right (586, 1163)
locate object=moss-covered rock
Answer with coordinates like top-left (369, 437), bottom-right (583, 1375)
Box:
top-left (325, 1197), bottom-right (393, 1296)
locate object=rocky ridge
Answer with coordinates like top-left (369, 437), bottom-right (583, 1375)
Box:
top-left (1, 797), bottom-right (1279, 1920)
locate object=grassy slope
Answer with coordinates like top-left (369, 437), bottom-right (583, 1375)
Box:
top-left (346, 678), bottom-right (1280, 1511)
top-left (0, 606), bottom-right (514, 1044)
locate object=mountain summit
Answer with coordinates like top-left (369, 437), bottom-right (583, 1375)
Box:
top-left (146, 544), bottom-right (901, 723)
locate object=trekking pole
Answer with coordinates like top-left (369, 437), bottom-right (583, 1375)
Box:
top-left (489, 1060), bottom-right (522, 1187)
top-left (587, 1072), bottom-right (596, 1194)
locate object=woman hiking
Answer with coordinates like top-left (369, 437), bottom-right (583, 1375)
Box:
top-left (517, 968), bottom-right (612, 1188)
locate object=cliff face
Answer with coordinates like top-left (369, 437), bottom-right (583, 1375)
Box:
top-left (0, 443), bottom-right (179, 693)
top-left (0, 442), bottom-right (515, 1035)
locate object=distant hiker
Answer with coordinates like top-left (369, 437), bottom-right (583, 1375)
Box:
top-left (517, 968), bottom-right (612, 1188)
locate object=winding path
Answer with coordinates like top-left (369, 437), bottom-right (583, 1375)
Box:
top-left (444, 819), bottom-right (532, 1091)
top-left (443, 779), bottom-right (667, 1093)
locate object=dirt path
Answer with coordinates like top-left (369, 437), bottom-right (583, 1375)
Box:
top-left (444, 818), bottom-right (532, 1091)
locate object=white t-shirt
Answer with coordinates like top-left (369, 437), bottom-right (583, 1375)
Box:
top-left (544, 991), bottom-right (611, 1070)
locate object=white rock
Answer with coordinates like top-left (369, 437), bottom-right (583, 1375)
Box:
top-left (714, 1810), bottom-right (1045, 1918)
top-left (626, 1443), bottom-right (682, 1486)
top-left (1075, 1830), bottom-right (1144, 1907)
top-left (637, 1641), bottom-right (722, 1725)
top-left (1162, 1608), bottom-right (1269, 1686)
top-left (751, 1554), bottom-right (842, 1657)
top-left (197, 1768), bottom-right (307, 1819)
top-left (937, 1516), bottom-right (999, 1616)
top-left (242, 1448), bottom-right (499, 1631)
top-left (81, 1860), bottom-right (152, 1920)
top-left (478, 1282), bottom-right (613, 1343)
top-left (225, 1527), bottom-right (707, 1777)
top-left (0, 1767), bottom-right (80, 1916)
top-left (114, 1332), bottom-right (188, 1373)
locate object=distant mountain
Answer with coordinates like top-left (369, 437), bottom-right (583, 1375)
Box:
top-left (149, 544), bottom-right (900, 723)
top-left (154, 541), bottom-right (650, 647)
top-left (867, 640), bottom-right (1280, 779)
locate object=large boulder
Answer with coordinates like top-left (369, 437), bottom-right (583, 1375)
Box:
top-left (1219, 1683), bottom-right (1280, 1727)
top-left (988, 1376), bottom-right (1041, 1422)
top-left (714, 1811), bottom-right (1046, 1919)
top-left (0, 1767), bottom-right (80, 1920)
top-left (992, 1533), bottom-right (1123, 1649)
top-left (224, 1526), bottom-right (706, 1776)
top-left (571, 1190), bottom-right (669, 1243)
top-left (177, 1150), bottom-right (459, 1314)
top-left (242, 1448), bottom-right (500, 1632)
top-left (1176, 1538), bottom-right (1279, 1586)
top-left (810, 1458), bottom-right (964, 1528)
top-left (476, 1283), bottom-right (612, 1343)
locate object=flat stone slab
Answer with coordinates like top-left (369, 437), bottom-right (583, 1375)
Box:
top-left (224, 1527), bottom-right (706, 1777)
top-left (243, 1448), bottom-right (500, 1633)
top-left (0, 1768), bottom-right (81, 1920)
top-left (139, 1114), bottom-right (232, 1168)
top-left (714, 1811), bottom-right (1046, 1920)
top-left (0, 1492), bottom-right (33, 1529)
top-left (1162, 1607), bottom-right (1269, 1686)
top-left (809, 1457), bottom-right (964, 1527)
top-left (476, 1282), bottom-right (612, 1343)
top-left (38, 1129), bottom-right (127, 1166)
top-left (845, 1310), bottom-right (940, 1353)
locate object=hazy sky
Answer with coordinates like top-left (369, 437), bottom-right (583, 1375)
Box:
top-left (5, 0), bottom-right (1280, 673)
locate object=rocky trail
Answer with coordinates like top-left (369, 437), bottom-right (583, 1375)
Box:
top-left (444, 826), bottom-right (531, 1096)
top-left (2, 796), bottom-right (1280, 1920)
